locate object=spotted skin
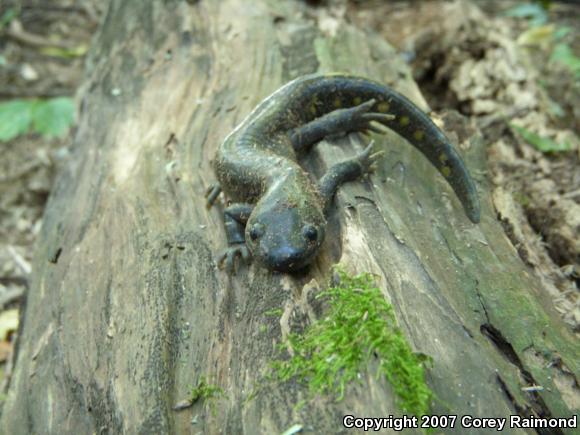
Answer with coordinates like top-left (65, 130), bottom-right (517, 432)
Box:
top-left (208, 74), bottom-right (480, 273)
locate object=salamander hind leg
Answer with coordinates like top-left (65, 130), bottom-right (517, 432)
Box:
top-left (290, 99), bottom-right (395, 152)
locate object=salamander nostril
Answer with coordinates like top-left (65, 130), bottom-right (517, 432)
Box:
top-left (303, 224), bottom-right (318, 241)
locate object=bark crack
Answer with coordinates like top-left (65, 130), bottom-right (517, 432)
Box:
top-left (476, 283), bottom-right (564, 435)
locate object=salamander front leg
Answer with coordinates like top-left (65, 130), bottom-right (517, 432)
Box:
top-left (289, 99), bottom-right (394, 152)
top-left (318, 141), bottom-right (384, 212)
top-left (217, 203), bottom-right (254, 273)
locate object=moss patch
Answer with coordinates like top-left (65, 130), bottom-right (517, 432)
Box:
top-left (189, 378), bottom-right (223, 405)
top-left (272, 269), bottom-right (433, 417)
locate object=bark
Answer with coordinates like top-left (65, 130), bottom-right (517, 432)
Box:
top-left (1, 0), bottom-right (578, 434)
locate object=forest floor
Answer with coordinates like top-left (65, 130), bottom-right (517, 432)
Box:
top-left (0, 0), bottom-right (104, 386)
top-left (0, 0), bottom-right (578, 387)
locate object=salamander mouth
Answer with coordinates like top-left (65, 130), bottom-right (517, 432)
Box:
top-left (260, 245), bottom-right (312, 272)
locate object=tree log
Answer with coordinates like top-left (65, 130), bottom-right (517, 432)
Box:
top-left (1, 0), bottom-right (578, 434)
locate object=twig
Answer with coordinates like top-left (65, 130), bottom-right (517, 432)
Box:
top-left (0, 160), bottom-right (44, 185)
top-left (0, 287), bottom-right (25, 310)
top-left (0, 88), bottom-right (73, 99)
top-left (7, 246), bottom-right (31, 276)
top-left (562, 188), bottom-right (580, 200)
top-left (20, 4), bottom-right (100, 27)
top-left (478, 107), bottom-right (530, 130)
top-left (21, 4), bottom-right (91, 14)
top-left (5, 20), bottom-right (76, 50)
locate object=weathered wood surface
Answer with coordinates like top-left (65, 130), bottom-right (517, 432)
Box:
top-left (1, 0), bottom-right (578, 434)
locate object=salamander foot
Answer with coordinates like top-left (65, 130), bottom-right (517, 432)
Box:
top-left (356, 141), bottom-right (385, 174)
top-left (217, 243), bottom-right (250, 274)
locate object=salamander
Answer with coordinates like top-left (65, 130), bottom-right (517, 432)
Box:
top-left (207, 73), bottom-right (480, 273)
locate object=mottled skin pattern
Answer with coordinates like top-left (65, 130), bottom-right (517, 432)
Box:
top-left (208, 73), bottom-right (480, 273)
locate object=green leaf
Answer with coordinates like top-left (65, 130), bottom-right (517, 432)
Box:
top-left (31, 97), bottom-right (75, 138)
top-left (39, 45), bottom-right (88, 59)
top-left (517, 24), bottom-right (554, 46)
top-left (550, 43), bottom-right (580, 76)
top-left (510, 124), bottom-right (573, 153)
top-left (504, 3), bottom-right (548, 27)
top-left (0, 8), bottom-right (18, 31)
top-left (0, 99), bottom-right (34, 141)
top-left (553, 26), bottom-right (572, 41)
top-left (547, 100), bottom-right (565, 118)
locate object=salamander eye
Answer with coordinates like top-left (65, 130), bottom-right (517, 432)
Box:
top-left (249, 224), bottom-right (264, 241)
top-left (303, 224), bottom-right (318, 242)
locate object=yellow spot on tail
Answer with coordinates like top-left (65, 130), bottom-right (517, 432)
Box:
top-left (439, 153), bottom-right (449, 163)
top-left (414, 130), bottom-right (425, 140)
top-left (353, 96), bottom-right (362, 105)
top-left (441, 166), bottom-right (452, 178)
top-left (400, 116), bottom-right (410, 126)
top-left (377, 102), bottom-right (390, 113)
top-left (333, 97), bottom-right (342, 108)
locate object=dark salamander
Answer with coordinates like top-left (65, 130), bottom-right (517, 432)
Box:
top-left (207, 73), bottom-right (480, 273)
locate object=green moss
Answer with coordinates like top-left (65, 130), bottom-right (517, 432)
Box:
top-left (271, 269), bottom-right (433, 417)
top-left (513, 191), bottom-right (531, 207)
top-left (264, 308), bottom-right (284, 317)
top-left (189, 378), bottom-right (223, 405)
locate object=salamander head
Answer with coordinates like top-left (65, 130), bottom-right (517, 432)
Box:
top-left (245, 196), bottom-right (326, 272)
